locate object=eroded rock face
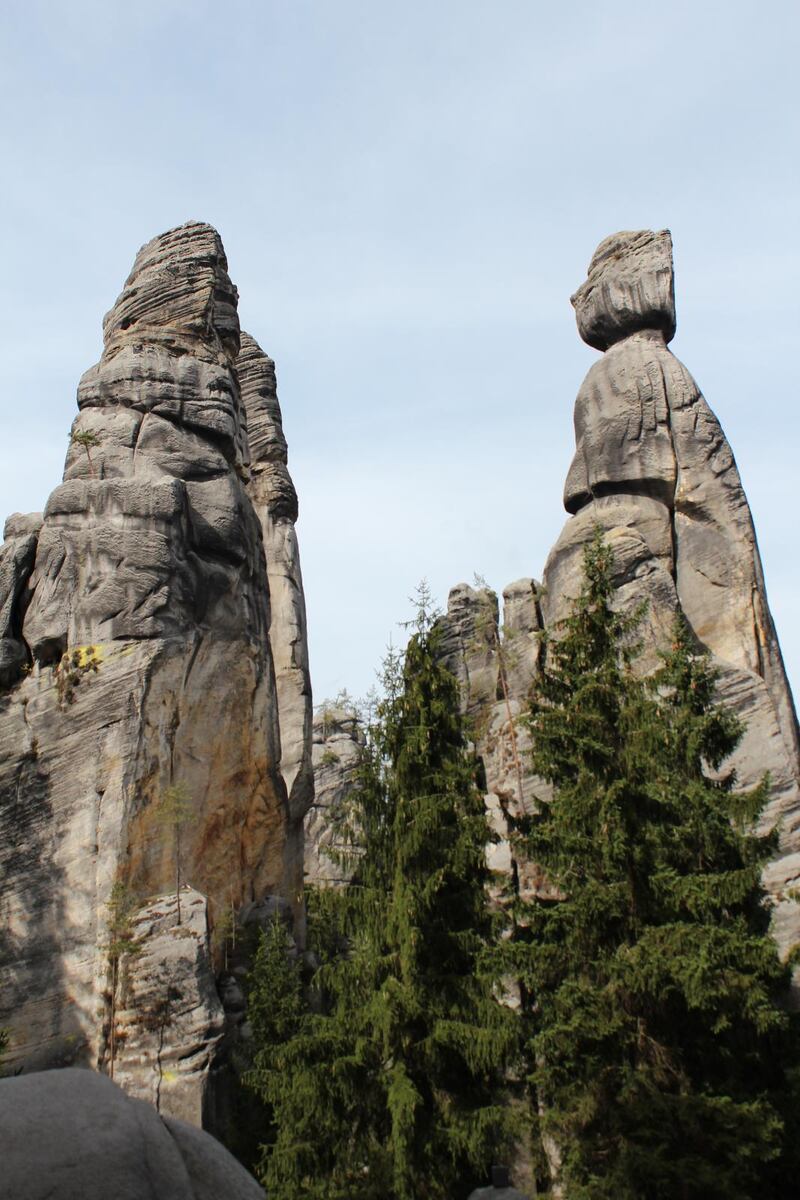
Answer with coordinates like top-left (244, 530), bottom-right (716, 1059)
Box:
top-left (238, 332), bottom-right (313, 830)
top-left (305, 704), bottom-right (365, 887)
top-left (0, 513), bottom-right (40, 686)
top-left (0, 222), bottom-right (312, 1113)
top-left (442, 230), bottom-right (800, 962)
top-left (108, 889), bottom-right (225, 1127)
top-left (436, 580), bottom-right (559, 902)
top-left (570, 228), bottom-right (676, 352)
top-left (545, 230), bottom-right (800, 953)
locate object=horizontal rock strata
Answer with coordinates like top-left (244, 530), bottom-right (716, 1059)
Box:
top-left (547, 230), bottom-right (800, 956)
top-left (305, 703), bottom-right (365, 887)
top-left (0, 222), bottom-right (313, 1116)
top-left (441, 230), bottom-right (800, 965)
top-left (108, 888), bottom-right (224, 1126)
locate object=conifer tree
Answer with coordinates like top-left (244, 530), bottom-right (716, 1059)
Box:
top-left (245, 916), bottom-right (305, 1161)
top-left (509, 531), bottom-right (799, 1199)
top-left (247, 591), bottom-right (517, 1199)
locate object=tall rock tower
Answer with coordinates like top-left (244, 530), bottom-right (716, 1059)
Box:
top-left (0, 222), bottom-right (313, 1120)
top-left (441, 230), bottom-right (800, 959)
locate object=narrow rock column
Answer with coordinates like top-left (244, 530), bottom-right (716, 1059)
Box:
top-left (542, 229), bottom-right (800, 957)
top-left (236, 332), bottom-right (314, 911)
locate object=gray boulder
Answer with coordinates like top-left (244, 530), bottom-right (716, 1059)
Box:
top-left (0, 1068), bottom-right (263, 1200)
top-left (467, 1165), bottom-right (530, 1199)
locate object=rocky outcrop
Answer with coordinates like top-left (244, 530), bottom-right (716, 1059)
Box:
top-left (0, 1068), bottom-right (263, 1200)
top-left (238, 333), bottom-right (313, 835)
top-left (0, 513), bottom-right (41, 687)
top-left (108, 889), bottom-right (225, 1126)
top-left (437, 581), bottom-right (544, 893)
top-left (441, 230), bottom-right (800, 961)
top-left (305, 703), bottom-right (365, 886)
top-left (545, 229), bottom-right (800, 953)
top-left (0, 223), bottom-right (312, 1113)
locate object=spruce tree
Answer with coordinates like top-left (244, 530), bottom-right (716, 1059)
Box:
top-left (509, 531), bottom-right (798, 1199)
top-left (246, 915), bottom-right (305, 1156)
top-left (247, 596), bottom-right (517, 1199)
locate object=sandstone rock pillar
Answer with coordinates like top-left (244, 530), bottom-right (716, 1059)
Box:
top-left (541, 229), bottom-right (800, 956)
top-left (0, 222), bottom-right (313, 1120)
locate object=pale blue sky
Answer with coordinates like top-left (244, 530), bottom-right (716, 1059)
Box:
top-left (1, 1), bottom-right (798, 707)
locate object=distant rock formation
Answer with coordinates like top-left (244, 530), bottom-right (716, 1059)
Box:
top-left (0, 222), bottom-right (313, 1120)
top-left (304, 702), bottom-right (365, 887)
top-left (436, 580), bottom-right (547, 899)
top-left (441, 230), bottom-right (800, 957)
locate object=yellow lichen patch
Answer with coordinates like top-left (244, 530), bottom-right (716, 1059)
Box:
top-left (73, 644), bottom-right (105, 668)
top-left (55, 645), bottom-right (103, 706)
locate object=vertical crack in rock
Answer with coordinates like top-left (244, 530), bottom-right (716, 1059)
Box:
top-left (0, 222), bottom-right (313, 1123)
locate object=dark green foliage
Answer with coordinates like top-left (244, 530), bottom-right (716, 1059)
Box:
top-left (247, 603), bottom-right (517, 1199)
top-left (245, 915), bottom-right (305, 1164)
top-left (508, 530), bottom-right (798, 1199)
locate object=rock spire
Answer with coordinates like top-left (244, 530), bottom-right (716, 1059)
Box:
top-left (441, 230), bottom-right (800, 958)
top-left (0, 222), bottom-right (313, 1120)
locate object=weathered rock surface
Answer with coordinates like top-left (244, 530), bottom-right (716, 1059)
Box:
top-left (468, 1165), bottom-right (531, 1200)
top-left (442, 230), bottom-right (800, 963)
top-left (305, 703), bottom-right (365, 886)
top-left (0, 1067), bottom-right (263, 1200)
top-left (108, 889), bottom-right (225, 1127)
top-left (545, 229), bottom-right (800, 952)
top-left (571, 229), bottom-right (676, 353)
top-left (238, 332), bottom-right (313, 831)
top-left (0, 513), bottom-right (40, 687)
top-left (0, 222), bottom-right (313, 1114)
top-left (437, 581), bottom-right (544, 890)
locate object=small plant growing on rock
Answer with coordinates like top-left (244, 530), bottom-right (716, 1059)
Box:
top-left (69, 428), bottom-right (102, 477)
top-left (156, 783), bottom-right (194, 925)
top-left (213, 890), bottom-right (239, 972)
top-left (55, 646), bottom-right (101, 707)
top-left (103, 882), bottom-right (141, 1079)
top-left (316, 688), bottom-right (358, 738)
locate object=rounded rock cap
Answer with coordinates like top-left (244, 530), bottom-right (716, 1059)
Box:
top-left (571, 229), bottom-right (676, 351)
